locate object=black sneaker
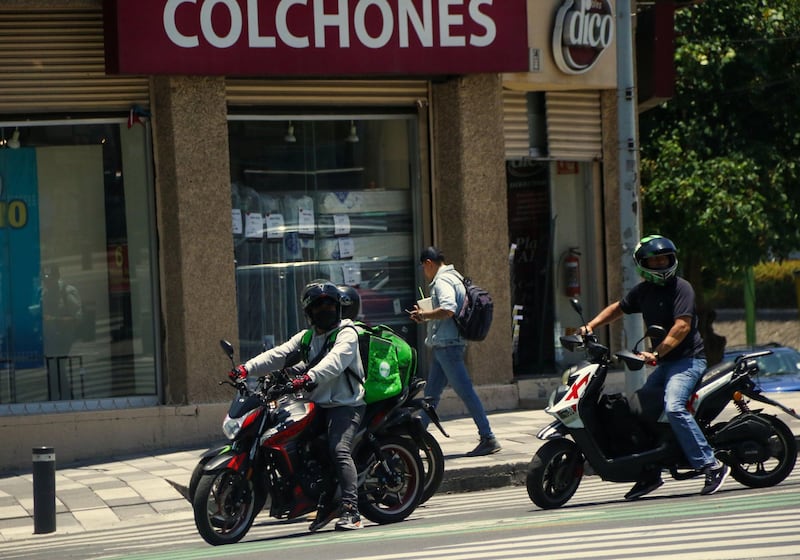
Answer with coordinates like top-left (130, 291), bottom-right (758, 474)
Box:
top-left (308, 503), bottom-right (339, 533)
top-left (466, 437), bottom-right (501, 457)
top-left (624, 477), bottom-right (663, 500)
top-left (701, 462), bottom-right (729, 495)
top-left (334, 506), bottom-right (363, 531)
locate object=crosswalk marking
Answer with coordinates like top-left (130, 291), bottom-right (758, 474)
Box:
top-left (3, 468), bottom-right (799, 560)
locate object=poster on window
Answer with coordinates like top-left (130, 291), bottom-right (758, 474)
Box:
top-left (0, 148), bottom-right (43, 369)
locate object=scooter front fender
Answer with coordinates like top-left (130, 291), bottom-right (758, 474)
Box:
top-left (537, 420), bottom-right (568, 440)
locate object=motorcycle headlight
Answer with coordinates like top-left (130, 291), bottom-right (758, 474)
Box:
top-left (222, 408), bottom-right (261, 440)
top-left (222, 416), bottom-right (242, 440)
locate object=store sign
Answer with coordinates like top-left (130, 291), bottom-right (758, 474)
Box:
top-left (104, 0), bottom-right (529, 75)
top-left (552, 0), bottom-right (614, 74)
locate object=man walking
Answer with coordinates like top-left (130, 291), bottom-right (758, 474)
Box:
top-left (410, 246), bottom-right (501, 457)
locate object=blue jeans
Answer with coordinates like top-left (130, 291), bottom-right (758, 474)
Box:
top-left (424, 345), bottom-right (494, 439)
top-left (641, 356), bottom-right (715, 469)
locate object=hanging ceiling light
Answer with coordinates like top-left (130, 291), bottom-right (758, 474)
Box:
top-left (284, 121), bottom-right (296, 143)
top-left (346, 120), bottom-right (359, 143)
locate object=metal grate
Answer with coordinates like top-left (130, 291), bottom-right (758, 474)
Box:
top-left (545, 91), bottom-right (602, 161)
top-left (226, 79), bottom-right (429, 107)
top-left (503, 89), bottom-right (530, 160)
top-left (0, 8), bottom-right (149, 113)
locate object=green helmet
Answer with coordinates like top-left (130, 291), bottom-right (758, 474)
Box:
top-left (633, 235), bottom-right (678, 285)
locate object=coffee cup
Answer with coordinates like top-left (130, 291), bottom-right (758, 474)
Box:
top-left (417, 297), bottom-right (433, 312)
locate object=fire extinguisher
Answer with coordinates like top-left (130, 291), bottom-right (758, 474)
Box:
top-left (564, 248), bottom-right (581, 297)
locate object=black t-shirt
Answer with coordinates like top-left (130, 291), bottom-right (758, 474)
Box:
top-left (619, 277), bottom-right (705, 361)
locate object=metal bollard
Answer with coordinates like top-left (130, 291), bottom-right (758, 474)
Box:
top-left (32, 446), bottom-right (56, 534)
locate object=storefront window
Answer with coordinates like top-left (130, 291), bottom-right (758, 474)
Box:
top-left (0, 120), bottom-right (159, 413)
top-left (228, 115), bottom-right (420, 360)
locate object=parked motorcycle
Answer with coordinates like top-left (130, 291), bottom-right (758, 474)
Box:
top-left (191, 340), bottom-right (424, 545)
top-left (527, 298), bottom-right (799, 509)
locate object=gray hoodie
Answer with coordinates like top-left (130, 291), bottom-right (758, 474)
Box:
top-left (243, 318), bottom-right (365, 408)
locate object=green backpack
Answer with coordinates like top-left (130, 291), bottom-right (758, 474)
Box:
top-left (299, 321), bottom-right (417, 404)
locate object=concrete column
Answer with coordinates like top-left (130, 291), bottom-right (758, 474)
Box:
top-left (431, 74), bottom-right (512, 386)
top-left (150, 76), bottom-right (239, 404)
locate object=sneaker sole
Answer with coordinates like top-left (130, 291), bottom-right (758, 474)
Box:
top-left (334, 523), bottom-right (362, 531)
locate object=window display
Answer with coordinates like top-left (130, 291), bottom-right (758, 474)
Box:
top-left (228, 116), bottom-right (420, 360)
top-left (0, 121), bottom-right (158, 413)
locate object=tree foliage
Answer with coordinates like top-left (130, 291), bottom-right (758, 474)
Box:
top-left (640, 0), bottom-right (800, 282)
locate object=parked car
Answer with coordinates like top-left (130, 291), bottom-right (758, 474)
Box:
top-left (721, 343), bottom-right (800, 392)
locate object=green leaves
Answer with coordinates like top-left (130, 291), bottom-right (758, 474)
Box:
top-left (640, 0), bottom-right (800, 280)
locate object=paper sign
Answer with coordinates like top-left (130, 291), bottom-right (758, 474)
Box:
top-left (298, 208), bottom-right (315, 236)
top-left (342, 263), bottom-right (362, 286)
top-left (231, 208), bottom-right (243, 235)
top-left (338, 237), bottom-right (355, 259)
top-left (244, 212), bottom-right (263, 239)
top-left (265, 213), bottom-right (285, 239)
top-left (333, 214), bottom-right (351, 236)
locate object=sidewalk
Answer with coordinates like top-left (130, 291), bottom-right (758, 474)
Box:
top-left (2, 394), bottom-right (800, 542)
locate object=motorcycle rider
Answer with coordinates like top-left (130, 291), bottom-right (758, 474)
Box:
top-left (337, 284), bottom-right (361, 322)
top-left (232, 281), bottom-right (366, 531)
top-left (579, 235), bottom-right (729, 499)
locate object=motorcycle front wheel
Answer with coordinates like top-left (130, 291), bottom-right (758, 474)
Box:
top-left (727, 414), bottom-right (797, 488)
top-left (193, 469), bottom-right (261, 545)
top-left (527, 438), bottom-right (583, 509)
top-left (357, 435), bottom-right (424, 524)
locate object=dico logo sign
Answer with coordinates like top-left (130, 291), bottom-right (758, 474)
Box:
top-left (553, 0), bottom-right (614, 75)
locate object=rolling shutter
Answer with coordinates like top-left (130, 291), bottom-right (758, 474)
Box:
top-left (0, 7), bottom-right (149, 114)
top-left (545, 91), bottom-right (602, 161)
top-left (226, 79), bottom-right (429, 107)
top-left (503, 89), bottom-right (530, 160)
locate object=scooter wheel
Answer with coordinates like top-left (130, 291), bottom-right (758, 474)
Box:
top-left (728, 414), bottom-right (797, 488)
top-left (527, 438), bottom-right (583, 509)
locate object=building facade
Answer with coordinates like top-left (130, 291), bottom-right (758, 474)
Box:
top-left (0, 0), bottom-right (641, 469)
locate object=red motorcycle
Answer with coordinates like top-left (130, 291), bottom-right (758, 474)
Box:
top-left (191, 340), bottom-right (424, 545)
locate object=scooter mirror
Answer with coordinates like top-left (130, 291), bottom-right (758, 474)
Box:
top-left (570, 298), bottom-right (582, 315)
top-left (645, 325), bottom-right (667, 339)
top-left (219, 339), bottom-right (235, 361)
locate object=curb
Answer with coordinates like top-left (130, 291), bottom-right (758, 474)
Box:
top-left (439, 462), bottom-right (528, 494)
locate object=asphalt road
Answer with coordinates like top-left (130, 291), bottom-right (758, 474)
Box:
top-left (5, 468), bottom-right (800, 560)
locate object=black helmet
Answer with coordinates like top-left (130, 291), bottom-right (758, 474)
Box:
top-left (337, 285), bottom-right (361, 321)
top-left (633, 235), bottom-right (678, 285)
top-left (301, 281), bottom-right (341, 329)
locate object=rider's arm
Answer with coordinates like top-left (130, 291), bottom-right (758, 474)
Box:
top-left (581, 301), bottom-right (623, 334)
top-left (642, 315), bottom-right (691, 362)
top-left (244, 331), bottom-right (305, 376)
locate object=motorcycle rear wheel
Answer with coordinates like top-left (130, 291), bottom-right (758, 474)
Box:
top-left (418, 430), bottom-right (445, 504)
top-left (527, 438), bottom-right (583, 509)
top-left (728, 414), bottom-right (797, 488)
top-left (193, 469), bottom-right (261, 545)
top-left (357, 435), bottom-right (424, 524)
